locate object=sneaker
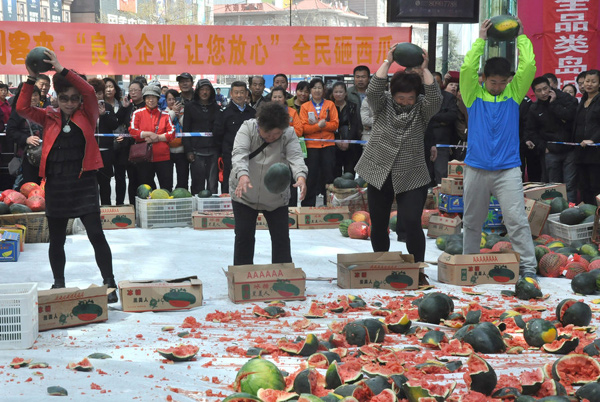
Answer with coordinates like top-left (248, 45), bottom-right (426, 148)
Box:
top-left (50, 282), bottom-right (65, 289)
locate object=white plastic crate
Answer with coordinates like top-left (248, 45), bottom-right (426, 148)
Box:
top-left (194, 195), bottom-right (233, 212)
top-left (546, 214), bottom-right (594, 244)
top-left (0, 283), bottom-right (38, 349)
top-left (135, 196), bottom-right (194, 229)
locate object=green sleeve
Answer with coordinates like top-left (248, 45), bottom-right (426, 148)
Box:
top-left (510, 35), bottom-right (537, 103)
top-left (459, 38), bottom-right (485, 108)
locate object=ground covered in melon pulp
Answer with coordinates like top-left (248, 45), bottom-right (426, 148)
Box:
top-left (0, 227), bottom-right (599, 401)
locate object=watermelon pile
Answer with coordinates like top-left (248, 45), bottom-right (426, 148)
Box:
top-left (0, 182), bottom-right (45, 214)
top-left (338, 211), bottom-right (374, 240)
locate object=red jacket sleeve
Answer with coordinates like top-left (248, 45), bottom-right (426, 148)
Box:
top-left (129, 108), bottom-right (144, 142)
top-left (162, 111), bottom-right (176, 142)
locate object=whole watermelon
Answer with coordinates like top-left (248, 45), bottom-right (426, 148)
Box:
top-left (20, 182), bottom-right (40, 197)
top-left (338, 219), bottom-right (354, 237)
top-left (4, 191), bottom-right (27, 206)
top-left (264, 163), bottom-right (291, 194)
top-left (25, 196), bottom-right (45, 212)
top-left (25, 47), bottom-right (53, 74)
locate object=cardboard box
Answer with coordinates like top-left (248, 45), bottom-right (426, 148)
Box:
top-left (439, 194), bottom-right (464, 213)
top-left (288, 213), bottom-right (298, 229)
top-left (337, 252), bottom-right (423, 290)
top-left (100, 205), bottom-right (135, 229)
top-left (448, 160), bottom-right (466, 178)
top-left (37, 285), bottom-right (108, 331)
top-left (432, 185), bottom-right (441, 209)
top-left (226, 263), bottom-right (306, 303)
top-left (427, 215), bottom-right (462, 238)
top-left (0, 224), bottom-right (26, 252)
top-left (119, 277), bottom-right (203, 312)
top-left (192, 212), bottom-right (297, 230)
top-left (523, 182), bottom-right (567, 201)
top-left (0, 231), bottom-right (20, 261)
top-left (437, 251), bottom-right (520, 286)
top-left (292, 207), bottom-right (350, 229)
top-left (441, 177), bottom-right (464, 195)
top-left (524, 198), bottom-right (551, 237)
top-left (484, 208), bottom-right (503, 228)
top-left (256, 213), bottom-right (269, 230)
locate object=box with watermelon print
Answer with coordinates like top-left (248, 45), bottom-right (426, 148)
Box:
top-left (427, 215), bottom-right (461, 238)
top-left (523, 182), bottom-right (567, 201)
top-left (226, 263), bottom-right (306, 303)
top-left (192, 212), bottom-right (298, 230)
top-left (447, 160), bottom-right (466, 178)
top-left (118, 276), bottom-right (203, 312)
top-left (37, 285), bottom-right (109, 331)
top-left (0, 231), bottom-right (20, 262)
top-left (291, 206), bottom-right (350, 229)
top-left (437, 250), bottom-right (520, 286)
top-left (100, 205), bottom-right (135, 229)
top-left (337, 252), bottom-right (423, 290)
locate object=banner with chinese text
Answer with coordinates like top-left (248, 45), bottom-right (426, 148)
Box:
top-left (0, 22), bottom-right (411, 75)
top-left (519, 0), bottom-right (600, 88)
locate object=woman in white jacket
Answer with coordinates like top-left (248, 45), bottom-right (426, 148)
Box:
top-left (231, 102), bottom-right (308, 265)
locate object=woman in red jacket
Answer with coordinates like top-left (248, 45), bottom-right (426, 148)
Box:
top-left (300, 78), bottom-right (339, 206)
top-left (17, 50), bottom-right (118, 303)
top-left (129, 85), bottom-right (176, 191)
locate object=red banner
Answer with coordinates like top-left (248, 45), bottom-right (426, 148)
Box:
top-left (519, 0), bottom-right (600, 89)
top-left (0, 22), bottom-right (411, 75)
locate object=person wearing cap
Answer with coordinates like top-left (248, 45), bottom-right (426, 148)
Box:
top-left (183, 79), bottom-right (220, 195)
top-left (425, 73), bottom-right (459, 185)
top-left (177, 73), bottom-right (194, 104)
top-left (129, 85), bottom-right (176, 191)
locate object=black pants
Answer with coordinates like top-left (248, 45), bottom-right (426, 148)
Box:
top-left (288, 166), bottom-right (298, 207)
top-left (302, 146), bottom-right (336, 207)
top-left (114, 162), bottom-right (138, 205)
top-left (367, 176), bottom-right (428, 262)
top-left (136, 160), bottom-right (173, 192)
top-left (97, 150), bottom-right (114, 205)
top-left (232, 201), bottom-right (291, 265)
top-left (334, 146), bottom-right (360, 178)
top-left (190, 153), bottom-right (219, 195)
top-left (578, 163), bottom-right (600, 204)
top-left (171, 152), bottom-right (190, 191)
top-left (520, 145), bottom-right (544, 182)
top-left (222, 154), bottom-right (232, 195)
top-left (48, 212), bottom-right (113, 283)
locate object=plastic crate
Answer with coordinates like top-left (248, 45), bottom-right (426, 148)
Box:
top-left (546, 214), bottom-right (594, 244)
top-left (135, 197), bottom-right (194, 229)
top-left (0, 283), bottom-right (38, 349)
top-left (194, 196), bottom-right (233, 212)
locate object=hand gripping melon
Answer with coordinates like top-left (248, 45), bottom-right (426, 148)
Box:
top-left (26, 47), bottom-right (53, 74)
top-left (392, 42), bottom-right (424, 68)
top-left (487, 15), bottom-right (520, 42)
top-left (264, 162), bottom-right (291, 194)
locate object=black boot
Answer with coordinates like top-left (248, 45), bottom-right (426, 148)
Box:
top-left (51, 280), bottom-right (65, 289)
top-left (103, 279), bottom-right (119, 304)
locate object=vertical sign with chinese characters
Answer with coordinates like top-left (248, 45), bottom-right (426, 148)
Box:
top-left (27, 0), bottom-right (40, 21)
top-left (49, 0), bottom-right (62, 23)
top-left (2, 0), bottom-right (18, 21)
top-left (542, 0), bottom-right (599, 87)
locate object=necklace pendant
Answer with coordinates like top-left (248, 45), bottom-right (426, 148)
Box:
top-left (63, 124), bottom-right (71, 133)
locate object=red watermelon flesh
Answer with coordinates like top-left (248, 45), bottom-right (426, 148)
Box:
top-left (538, 253), bottom-right (565, 278)
top-left (564, 262), bottom-right (588, 279)
top-left (348, 221), bottom-right (370, 240)
top-left (4, 191), bottom-right (27, 206)
top-left (19, 182), bottom-right (40, 197)
top-left (25, 196), bottom-right (45, 212)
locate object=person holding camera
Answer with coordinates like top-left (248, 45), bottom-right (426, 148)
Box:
top-left (6, 83), bottom-right (44, 187)
top-left (89, 78), bottom-right (118, 205)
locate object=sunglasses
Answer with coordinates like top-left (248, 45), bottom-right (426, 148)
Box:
top-left (58, 95), bottom-right (81, 103)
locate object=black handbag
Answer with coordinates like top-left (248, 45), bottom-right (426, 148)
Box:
top-left (25, 121), bottom-right (42, 167)
top-left (128, 113), bottom-right (162, 164)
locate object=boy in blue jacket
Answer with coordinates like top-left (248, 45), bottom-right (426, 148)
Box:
top-left (460, 18), bottom-right (539, 285)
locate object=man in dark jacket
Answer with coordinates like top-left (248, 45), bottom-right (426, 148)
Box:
top-left (183, 79), bottom-right (220, 195)
top-left (213, 81), bottom-right (256, 194)
top-left (525, 76), bottom-right (578, 202)
top-left (425, 85), bottom-right (458, 185)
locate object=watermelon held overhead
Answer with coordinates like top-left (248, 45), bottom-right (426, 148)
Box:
top-left (26, 47), bottom-right (53, 74)
top-left (392, 42), bottom-right (424, 68)
top-left (487, 15), bottom-right (520, 42)
top-left (264, 163), bottom-right (291, 194)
